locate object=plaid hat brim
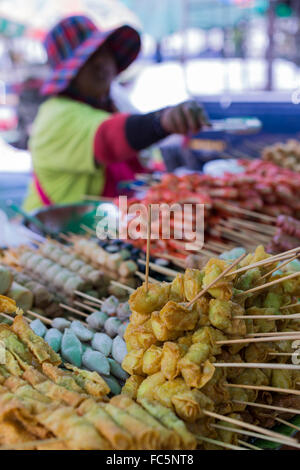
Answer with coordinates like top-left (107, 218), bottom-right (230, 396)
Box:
top-left (41, 25), bottom-right (141, 96)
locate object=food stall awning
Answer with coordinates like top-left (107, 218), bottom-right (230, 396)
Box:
top-left (0, 0), bottom-right (141, 39)
top-left (0, 17), bottom-right (25, 37)
top-left (121, 0), bottom-right (267, 39)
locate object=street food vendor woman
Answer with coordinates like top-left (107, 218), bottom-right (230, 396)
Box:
top-left (23, 15), bottom-right (209, 211)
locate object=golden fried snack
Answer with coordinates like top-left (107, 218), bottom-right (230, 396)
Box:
top-left (201, 368), bottom-right (230, 407)
top-left (192, 326), bottom-right (226, 356)
top-left (129, 310), bottom-right (149, 326)
top-left (0, 295), bottom-right (17, 314)
top-left (209, 299), bottom-right (246, 336)
top-left (0, 391), bottom-right (50, 439)
top-left (161, 342), bottom-right (187, 380)
top-left (179, 357), bottom-right (215, 389)
top-left (271, 369), bottom-right (293, 389)
top-left (177, 334), bottom-right (193, 349)
top-left (151, 311), bottom-right (180, 342)
top-left (0, 421), bottom-right (36, 447)
top-left (4, 350), bottom-right (23, 377)
top-left (122, 349), bottom-right (144, 376)
top-left (142, 345), bottom-right (163, 375)
top-left (11, 315), bottom-right (61, 366)
top-left (153, 378), bottom-right (188, 408)
top-left (65, 364), bottom-right (110, 398)
top-left (42, 363), bottom-right (84, 393)
top-left (139, 398), bottom-right (197, 450)
top-left (23, 366), bottom-right (87, 408)
top-left (172, 389), bottom-right (214, 423)
top-left (4, 375), bottom-right (54, 414)
top-left (78, 398), bottom-right (132, 450)
top-left (159, 301), bottom-right (198, 331)
top-left (124, 321), bottom-right (157, 351)
top-left (203, 258), bottom-right (234, 300)
top-left (215, 416), bottom-right (240, 446)
top-left (183, 269), bottom-right (204, 301)
top-left (38, 406), bottom-right (111, 450)
top-left (169, 274), bottom-right (185, 302)
top-left (105, 403), bottom-right (158, 450)
top-left (121, 375), bottom-right (144, 399)
top-left (244, 342), bottom-right (277, 363)
top-left (0, 324), bottom-right (37, 368)
top-left (137, 372), bottom-right (166, 401)
top-left (110, 395), bottom-right (177, 450)
top-left (129, 282), bottom-right (170, 315)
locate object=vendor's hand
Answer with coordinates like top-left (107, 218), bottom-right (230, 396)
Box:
top-left (160, 101), bottom-right (210, 135)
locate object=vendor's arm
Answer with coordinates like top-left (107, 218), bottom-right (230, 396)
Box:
top-left (94, 100), bottom-right (210, 165)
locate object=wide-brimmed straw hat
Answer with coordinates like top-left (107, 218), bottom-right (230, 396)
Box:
top-left (41, 15), bottom-right (141, 96)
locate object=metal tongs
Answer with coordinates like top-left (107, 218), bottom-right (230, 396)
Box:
top-left (204, 117), bottom-right (262, 135)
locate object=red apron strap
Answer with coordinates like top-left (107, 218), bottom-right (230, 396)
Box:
top-left (33, 173), bottom-right (52, 206)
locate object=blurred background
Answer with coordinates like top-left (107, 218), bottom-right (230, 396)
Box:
top-left (0, 0), bottom-right (300, 212)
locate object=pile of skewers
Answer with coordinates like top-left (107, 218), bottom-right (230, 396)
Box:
top-left (124, 160), bottom-right (300, 260)
top-left (262, 139), bottom-right (300, 172)
top-left (1, 231), bottom-right (300, 449)
top-left (120, 244), bottom-right (300, 450)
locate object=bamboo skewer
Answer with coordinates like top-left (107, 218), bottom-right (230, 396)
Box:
top-left (186, 253), bottom-right (247, 308)
top-left (235, 313), bottom-right (300, 320)
top-left (157, 253), bottom-right (185, 268)
top-left (0, 312), bottom-right (13, 323)
top-left (275, 417), bottom-right (300, 433)
top-left (27, 310), bottom-right (52, 325)
top-left (239, 272), bottom-right (300, 296)
top-left (74, 290), bottom-right (103, 304)
top-left (229, 217), bottom-right (276, 235)
top-left (80, 224), bottom-right (95, 236)
top-left (145, 204), bottom-right (152, 292)
top-left (212, 424), bottom-right (297, 448)
top-left (138, 259), bottom-right (178, 278)
top-left (225, 383), bottom-right (300, 397)
top-left (203, 410), bottom-right (296, 444)
top-left (73, 301), bottom-right (97, 312)
top-left (204, 242), bottom-right (224, 254)
top-left (59, 303), bottom-right (89, 318)
top-left (237, 440), bottom-right (262, 451)
top-left (110, 280), bottom-right (134, 293)
top-left (199, 248), bottom-right (217, 258)
top-left (59, 233), bottom-right (73, 243)
top-left (196, 435), bottom-right (247, 451)
top-left (219, 221), bottom-right (271, 244)
top-left (268, 352), bottom-right (298, 357)
top-left (233, 400), bottom-right (300, 415)
top-left (214, 200), bottom-right (277, 223)
top-left (216, 335), bottom-right (300, 346)
top-left (83, 299), bottom-right (105, 308)
top-left (248, 331), bottom-right (300, 337)
top-left (260, 253), bottom-right (300, 280)
top-left (214, 363), bottom-right (300, 370)
top-left (280, 302), bottom-right (300, 310)
top-left (226, 247), bottom-right (300, 277)
top-left (136, 271), bottom-right (159, 284)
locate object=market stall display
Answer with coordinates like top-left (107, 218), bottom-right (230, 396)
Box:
top-left (121, 245), bottom-right (300, 449)
top-left (1, 237), bottom-right (300, 450)
top-left (0, 299), bottom-right (200, 450)
top-left (124, 160), bottom-right (300, 260)
top-left (262, 140), bottom-right (300, 172)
